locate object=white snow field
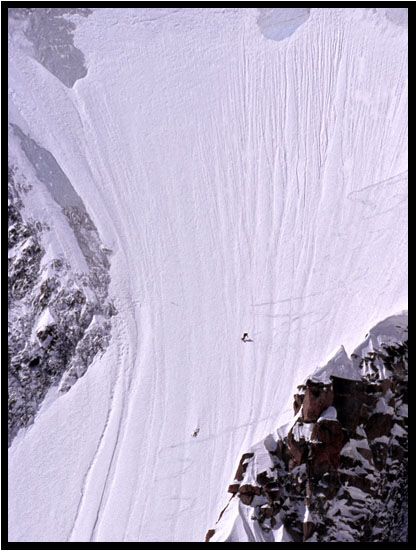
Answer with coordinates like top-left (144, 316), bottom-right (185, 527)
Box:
top-left (8, 8), bottom-right (407, 542)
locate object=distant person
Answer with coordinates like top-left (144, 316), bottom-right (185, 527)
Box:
top-left (192, 428), bottom-right (200, 438)
top-left (241, 333), bottom-right (249, 342)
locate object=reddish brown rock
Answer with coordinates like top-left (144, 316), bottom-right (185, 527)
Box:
top-left (293, 394), bottom-right (304, 415)
top-left (365, 413), bottom-right (393, 440)
top-left (381, 379), bottom-right (392, 393)
top-left (228, 483), bottom-right (240, 494)
top-left (302, 381), bottom-right (333, 422)
top-left (208, 338), bottom-right (408, 541)
top-left (234, 452), bottom-right (254, 481)
top-left (303, 521), bottom-right (315, 541)
top-left (309, 419), bottom-right (345, 477)
top-left (288, 426), bottom-right (309, 465)
top-left (238, 484), bottom-right (261, 506)
top-left (239, 493), bottom-right (253, 506)
top-left (217, 503), bottom-right (229, 522)
top-left (205, 529), bottom-right (215, 542)
top-left (239, 484), bottom-right (261, 495)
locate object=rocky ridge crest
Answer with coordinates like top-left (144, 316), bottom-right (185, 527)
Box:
top-left (8, 159), bottom-right (115, 445)
top-left (207, 317), bottom-right (408, 542)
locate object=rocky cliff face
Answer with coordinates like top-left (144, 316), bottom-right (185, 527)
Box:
top-left (8, 131), bottom-right (115, 445)
top-left (207, 316), bottom-right (408, 542)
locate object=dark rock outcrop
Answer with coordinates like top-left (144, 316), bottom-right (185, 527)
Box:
top-left (8, 158), bottom-right (115, 446)
top-left (207, 322), bottom-right (408, 542)
top-left (309, 419), bottom-right (346, 478)
top-left (301, 381), bottom-right (333, 422)
top-left (238, 484), bottom-right (262, 505)
top-left (331, 377), bottom-right (375, 432)
top-left (233, 452), bottom-right (254, 481)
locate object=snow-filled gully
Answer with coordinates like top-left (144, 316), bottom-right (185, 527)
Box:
top-left (8, 8), bottom-right (407, 542)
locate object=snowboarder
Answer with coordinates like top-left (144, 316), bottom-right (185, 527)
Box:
top-left (192, 428), bottom-right (200, 438)
top-left (241, 333), bottom-right (249, 342)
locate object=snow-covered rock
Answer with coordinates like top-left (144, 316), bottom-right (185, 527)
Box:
top-left (207, 315), bottom-right (408, 542)
top-left (8, 135), bottom-right (115, 446)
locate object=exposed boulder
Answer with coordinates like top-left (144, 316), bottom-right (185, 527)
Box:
top-left (288, 427), bottom-right (309, 465)
top-left (238, 484), bottom-right (262, 505)
top-left (228, 483), bottom-right (240, 494)
top-left (365, 413), bottom-right (393, 440)
top-left (309, 419), bottom-right (345, 478)
top-left (302, 381), bottom-right (333, 422)
top-left (293, 393), bottom-right (304, 415)
top-left (234, 452), bottom-right (254, 481)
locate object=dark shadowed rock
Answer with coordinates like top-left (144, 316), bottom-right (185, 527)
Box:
top-left (370, 441), bottom-right (389, 470)
top-left (256, 471), bottom-right (274, 486)
top-left (265, 487), bottom-right (280, 505)
top-left (365, 413), bottom-right (393, 440)
top-left (339, 472), bottom-right (372, 493)
top-left (332, 376), bottom-right (376, 432)
top-left (357, 447), bottom-right (374, 464)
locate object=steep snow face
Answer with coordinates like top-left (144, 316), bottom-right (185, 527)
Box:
top-left (8, 8), bottom-right (407, 542)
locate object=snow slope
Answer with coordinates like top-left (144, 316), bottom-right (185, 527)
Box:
top-left (8, 8), bottom-right (407, 542)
